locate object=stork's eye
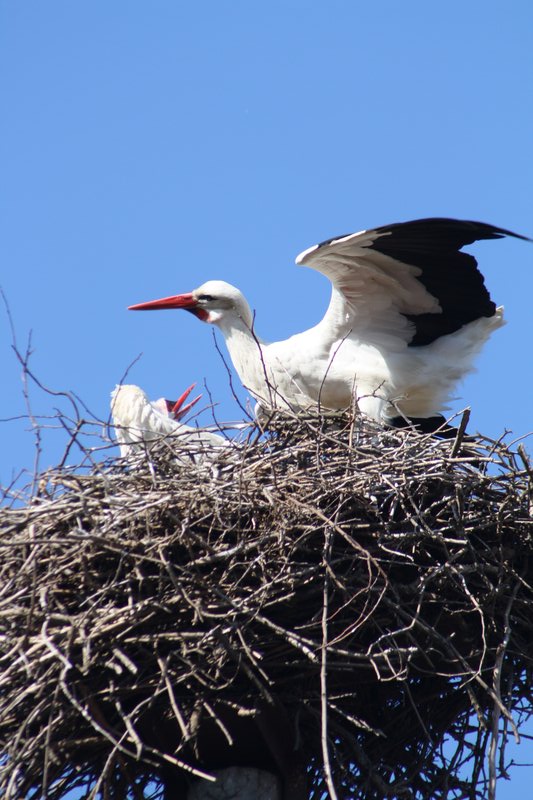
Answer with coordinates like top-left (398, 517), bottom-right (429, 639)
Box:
top-left (197, 294), bottom-right (215, 302)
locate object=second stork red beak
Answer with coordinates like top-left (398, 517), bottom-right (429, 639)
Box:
top-left (128, 293), bottom-right (197, 311)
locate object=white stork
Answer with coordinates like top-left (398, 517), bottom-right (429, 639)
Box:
top-left (129, 218), bottom-right (529, 430)
top-left (111, 384), bottom-right (228, 459)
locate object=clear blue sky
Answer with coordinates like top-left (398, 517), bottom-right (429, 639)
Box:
top-left (1, 1), bottom-right (532, 794)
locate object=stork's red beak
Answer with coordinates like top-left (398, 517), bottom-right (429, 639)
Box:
top-left (165, 383), bottom-right (202, 420)
top-left (128, 293), bottom-right (209, 321)
top-left (128, 293), bottom-right (196, 311)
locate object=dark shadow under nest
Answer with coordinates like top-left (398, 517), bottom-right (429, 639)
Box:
top-left (1, 412), bottom-right (532, 799)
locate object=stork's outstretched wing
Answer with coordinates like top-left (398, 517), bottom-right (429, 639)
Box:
top-left (296, 218), bottom-right (527, 346)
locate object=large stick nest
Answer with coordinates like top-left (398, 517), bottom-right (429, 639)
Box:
top-left (1, 413), bottom-right (532, 799)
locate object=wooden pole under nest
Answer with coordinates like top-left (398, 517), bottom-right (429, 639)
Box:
top-left (187, 767), bottom-right (281, 800)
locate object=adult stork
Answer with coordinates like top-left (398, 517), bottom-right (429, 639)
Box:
top-left (129, 218), bottom-right (528, 430)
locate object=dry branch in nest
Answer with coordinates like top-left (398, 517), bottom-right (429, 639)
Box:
top-left (1, 412), bottom-right (532, 800)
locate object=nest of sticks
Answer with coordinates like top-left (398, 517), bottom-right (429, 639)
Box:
top-left (1, 410), bottom-right (532, 800)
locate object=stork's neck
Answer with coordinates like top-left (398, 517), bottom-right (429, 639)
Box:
top-left (216, 313), bottom-right (267, 394)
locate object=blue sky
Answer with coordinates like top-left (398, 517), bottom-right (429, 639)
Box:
top-left (1, 1), bottom-right (532, 794)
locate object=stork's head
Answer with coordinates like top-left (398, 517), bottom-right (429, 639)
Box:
top-left (129, 280), bottom-right (253, 329)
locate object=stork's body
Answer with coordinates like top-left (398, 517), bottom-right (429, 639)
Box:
top-left (129, 218), bottom-right (528, 426)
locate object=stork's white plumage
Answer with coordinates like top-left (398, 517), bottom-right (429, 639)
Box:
top-left (111, 384), bottom-right (227, 460)
top-left (129, 218), bottom-right (529, 429)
